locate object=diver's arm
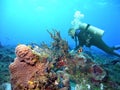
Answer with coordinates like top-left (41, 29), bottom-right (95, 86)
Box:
top-left (74, 36), bottom-right (80, 50)
top-left (74, 35), bottom-right (78, 48)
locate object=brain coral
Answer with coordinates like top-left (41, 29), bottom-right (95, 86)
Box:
top-left (15, 44), bottom-right (38, 65)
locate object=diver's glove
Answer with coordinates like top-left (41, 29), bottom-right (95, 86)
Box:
top-left (113, 45), bottom-right (120, 50)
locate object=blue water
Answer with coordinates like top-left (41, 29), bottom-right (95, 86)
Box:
top-left (1, 1), bottom-right (120, 89)
top-left (0, 0), bottom-right (120, 48)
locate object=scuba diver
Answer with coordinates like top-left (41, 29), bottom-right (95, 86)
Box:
top-left (68, 23), bottom-right (120, 57)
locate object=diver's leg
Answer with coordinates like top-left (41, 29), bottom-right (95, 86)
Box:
top-left (93, 38), bottom-right (120, 57)
top-left (91, 37), bottom-right (120, 57)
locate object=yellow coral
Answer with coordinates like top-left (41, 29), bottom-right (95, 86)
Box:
top-left (27, 45), bottom-right (32, 49)
top-left (28, 81), bottom-right (34, 85)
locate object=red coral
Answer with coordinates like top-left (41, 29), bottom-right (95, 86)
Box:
top-left (90, 65), bottom-right (103, 75)
top-left (89, 64), bottom-right (106, 81)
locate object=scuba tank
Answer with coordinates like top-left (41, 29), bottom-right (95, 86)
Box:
top-left (79, 23), bottom-right (104, 38)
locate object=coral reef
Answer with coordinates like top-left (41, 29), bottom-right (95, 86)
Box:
top-left (9, 44), bottom-right (58, 90)
top-left (0, 46), bottom-right (15, 85)
top-left (9, 30), bottom-right (71, 90)
top-left (8, 30), bottom-right (120, 90)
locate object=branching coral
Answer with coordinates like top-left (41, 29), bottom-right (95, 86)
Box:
top-left (47, 29), bottom-right (69, 56)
